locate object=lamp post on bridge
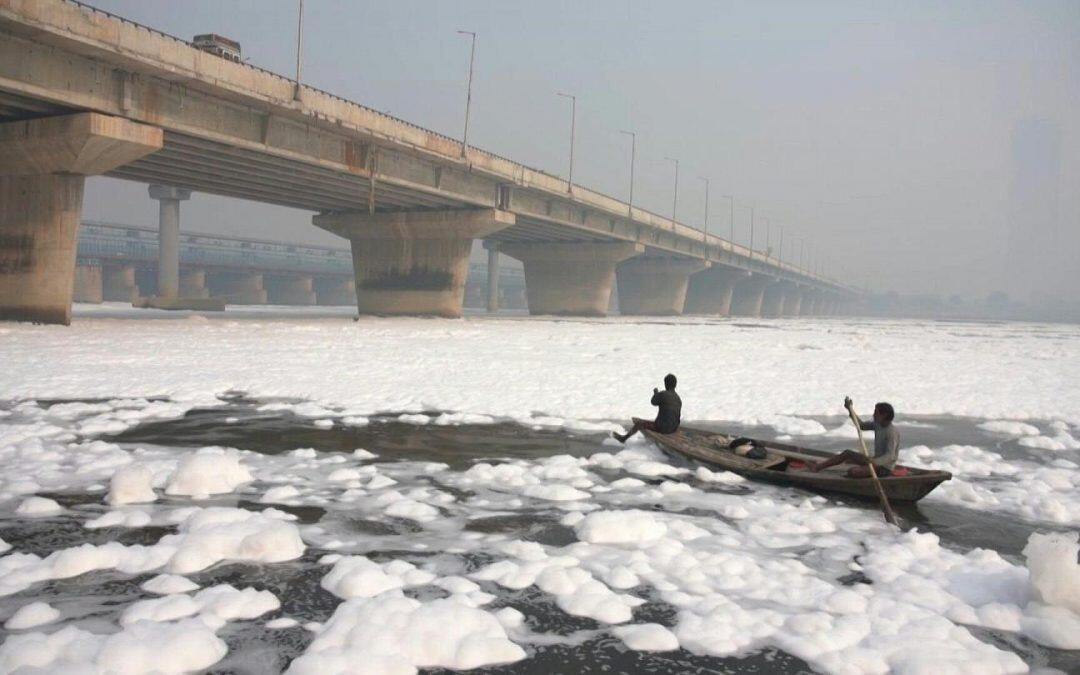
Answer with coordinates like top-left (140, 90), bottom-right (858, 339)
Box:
top-left (556, 92), bottom-right (576, 193)
top-left (665, 157), bottom-right (680, 225)
top-left (762, 216), bottom-right (771, 261)
top-left (698, 176), bottom-right (709, 258)
top-left (723, 195), bottom-right (734, 247)
top-left (293, 0), bottom-right (304, 100)
top-left (749, 206), bottom-right (755, 260)
top-left (620, 130), bottom-right (636, 218)
top-left (457, 30), bottom-right (477, 159)
top-left (778, 224), bottom-right (784, 265)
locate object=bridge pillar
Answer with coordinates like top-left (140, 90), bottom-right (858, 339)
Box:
top-left (266, 274), bottom-right (316, 305)
top-left (313, 209), bottom-right (514, 318)
top-left (103, 264), bottom-right (140, 302)
top-left (210, 271), bottom-right (267, 304)
top-left (179, 268), bottom-right (210, 299)
top-left (501, 242), bottom-right (643, 316)
top-left (684, 266), bottom-right (750, 316)
top-left (761, 280), bottom-right (788, 318)
top-left (782, 285), bottom-right (804, 317)
top-left (486, 243), bottom-right (500, 313)
top-left (0, 114), bottom-right (162, 324)
top-left (314, 276), bottom-right (356, 306)
top-left (730, 274), bottom-right (774, 317)
top-left (73, 261), bottom-right (103, 304)
top-left (616, 256), bottom-right (708, 315)
top-left (148, 185), bottom-right (191, 300)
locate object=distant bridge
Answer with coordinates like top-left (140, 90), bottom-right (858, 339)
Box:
top-left (74, 220), bottom-right (526, 308)
top-left (1, 0), bottom-right (855, 323)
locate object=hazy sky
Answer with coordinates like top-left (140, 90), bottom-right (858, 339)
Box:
top-left (82, 0), bottom-right (1079, 299)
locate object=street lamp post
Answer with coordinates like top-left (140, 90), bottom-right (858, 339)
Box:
top-left (457, 30), bottom-right (477, 159)
top-left (698, 176), bottom-right (709, 256)
top-left (620, 130), bottom-right (636, 218)
top-left (665, 157), bottom-right (680, 224)
top-left (556, 92), bottom-right (576, 192)
top-left (778, 225), bottom-right (784, 265)
top-left (762, 216), bottom-right (770, 260)
top-left (293, 0), bottom-right (304, 100)
top-left (749, 206), bottom-right (755, 260)
top-left (723, 195), bottom-right (734, 246)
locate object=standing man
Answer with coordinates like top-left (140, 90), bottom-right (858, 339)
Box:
top-left (613, 374), bottom-right (682, 443)
top-left (811, 397), bottom-right (899, 477)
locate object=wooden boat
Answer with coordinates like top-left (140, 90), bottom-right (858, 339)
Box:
top-left (635, 418), bottom-right (951, 502)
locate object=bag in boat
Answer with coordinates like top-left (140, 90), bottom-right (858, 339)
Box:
top-left (729, 437), bottom-right (768, 460)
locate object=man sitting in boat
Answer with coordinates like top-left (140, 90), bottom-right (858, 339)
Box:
top-left (810, 398), bottom-right (899, 477)
top-left (612, 373), bottom-right (682, 443)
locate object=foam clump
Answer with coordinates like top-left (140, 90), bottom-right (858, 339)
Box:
top-left (1019, 531), bottom-right (1080, 649)
top-left (978, 420), bottom-right (1041, 437)
top-left (163, 507), bottom-right (305, 574)
top-left (107, 463), bottom-right (157, 505)
top-left (612, 623), bottom-right (679, 651)
top-left (0, 619), bottom-right (226, 674)
top-left (120, 584), bottom-right (279, 627)
top-left (286, 594), bottom-right (525, 674)
top-left (321, 556), bottom-right (436, 600)
top-left (15, 496), bottom-right (62, 517)
top-left (141, 574), bottom-right (199, 595)
top-left (1024, 531), bottom-right (1080, 613)
top-left (4, 601), bottom-right (61, 630)
top-left (575, 510), bottom-right (668, 545)
top-left (165, 448), bottom-right (253, 499)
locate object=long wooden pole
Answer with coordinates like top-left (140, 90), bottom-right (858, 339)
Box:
top-left (848, 399), bottom-right (899, 526)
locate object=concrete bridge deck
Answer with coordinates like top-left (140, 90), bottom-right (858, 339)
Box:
top-left (0, 0), bottom-right (857, 323)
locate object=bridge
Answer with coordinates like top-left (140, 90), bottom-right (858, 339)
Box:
top-left (73, 220), bottom-right (527, 309)
top-left (0, 0), bottom-right (857, 324)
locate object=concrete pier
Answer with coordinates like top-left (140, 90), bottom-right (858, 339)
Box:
top-left (502, 242), bottom-right (643, 317)
top-left (616, 257), bottom-right (708, 316)
top-left (73, 262), bottom-right (103, 303)
top-left (266, 275), bottom-right (317, 305)
top-left (731, 275), bottom-right (775, 317)
top-left (148, 185), bottom-right (191, 299)
top-left (486, 243), bottom-right (501, 313)
top-left (761, 281), bottom-right (788, 318)
top-left (0, 113), bottom-right (161, 324)
top-left (211, 271), bottom-right (267, 304)
top-left (315, 277), bottom-right (356, 306)
top-left (782, 286), bottom-right (804, 317)
top-left (103, 265), bottom-right (140, 302)
top-left (684, 266), bottom-right (750, 316)
top-left (179, 269), bottom-right (210, 299)
top-left (314, 209), bottom-right (514, 317)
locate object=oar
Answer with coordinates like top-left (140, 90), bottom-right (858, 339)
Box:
top-left (847, 398), bottom-right (900, 527)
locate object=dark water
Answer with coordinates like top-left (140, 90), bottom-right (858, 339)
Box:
top-left (1, 398), bottom-right (1077, 674)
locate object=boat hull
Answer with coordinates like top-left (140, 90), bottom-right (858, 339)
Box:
top-left (636, 419), bottom-right (951, 503)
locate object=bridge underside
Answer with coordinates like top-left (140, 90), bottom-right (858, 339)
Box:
top-left (0, 1), bottom-right (852, 322)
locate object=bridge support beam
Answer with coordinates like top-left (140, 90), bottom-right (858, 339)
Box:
top-left (315, 277), bottom-right (356, 306)
top-left (486, 243), bottom-right (500, 313)
top-left (267, 274), bottom-right (316, 305)
top-left (179, 268), bottom-right (210, 299)
top-left (782, 286), bottom-right (804, 317)
top-left (73, 261), bottom-right (103, 304)
top-left (210, 271), bottom-right (267, 304)
top-left (616, 257), bottom-right (708, 316)
top-left (0, 113), bottom-right (161, 324)
top-left (148, 185), bottom-right (191, 300)
top-left (502, 242), bottom-right (643, 317)
top-left (313, 209), bottom-right (514, 318)
top-left (103, 264), bottom-right (140, 302)
top-left (684, 267), bottom-right (750, 316)
top-left (730, 274), bottom-right (775, 317)
top-left (761, 281), bottom-right (788, 318)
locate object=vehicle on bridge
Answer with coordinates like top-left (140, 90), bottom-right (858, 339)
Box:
top-left (192, 34), bottom-right (242, 62)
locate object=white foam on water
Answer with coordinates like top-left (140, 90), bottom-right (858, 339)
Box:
top-left (4, 600), bottom-right (61, 630)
